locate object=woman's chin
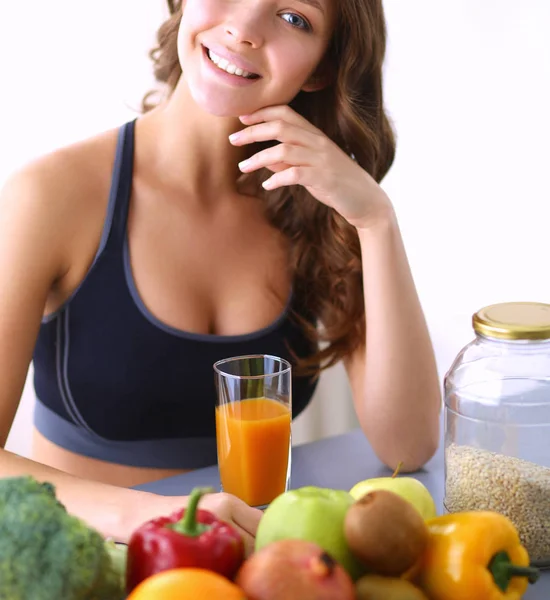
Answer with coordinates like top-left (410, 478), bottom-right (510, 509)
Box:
top-left (201, 105), bottom-right (245, 118)
top-left (189, 89), bottom-right (261, 118)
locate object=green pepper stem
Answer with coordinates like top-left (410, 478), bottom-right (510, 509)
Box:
top-left (489, 551), bottom-right (540, 592)
top-left (168, 487), bottom-right (214, 537)
top-left (507, 566), bottom-right (540, 583)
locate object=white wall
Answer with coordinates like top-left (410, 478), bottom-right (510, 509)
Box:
top-left (2, 1), bottom-right (549, 456)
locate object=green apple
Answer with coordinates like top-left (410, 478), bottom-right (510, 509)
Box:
top-left (349, 472), bottom-right (437, 521)
top-left (255, 486), bottom-right (366, 581)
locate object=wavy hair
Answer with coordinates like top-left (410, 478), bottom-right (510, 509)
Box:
top-left (143, 0), bottom-right (396, 375)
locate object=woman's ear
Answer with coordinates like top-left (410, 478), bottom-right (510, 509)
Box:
top-left (302, 76), bottom-right (329, 93)
top-left (301, 60), bottom-right (335, 93)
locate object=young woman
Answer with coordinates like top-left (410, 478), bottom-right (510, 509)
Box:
top-left (0, 0), bottom-right (441, 551)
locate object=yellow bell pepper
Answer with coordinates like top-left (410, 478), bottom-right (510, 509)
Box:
top-left (415, 511), bottom-right (540, 600)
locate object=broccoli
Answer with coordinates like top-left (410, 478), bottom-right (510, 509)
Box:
top-left (0, 475), bottom-right (126, 600)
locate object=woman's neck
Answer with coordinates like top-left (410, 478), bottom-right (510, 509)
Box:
top-left (136, 81), bottom-right (250, 201)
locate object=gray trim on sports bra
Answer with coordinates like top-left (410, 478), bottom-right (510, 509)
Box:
top-left (33, 398), bottom-right (219, 469)
top-left (41, 127), bottom-right (125, 326)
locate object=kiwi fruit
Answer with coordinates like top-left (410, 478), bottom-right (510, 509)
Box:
top-left (343, 489), bottom-right (428, 576)
top-left (355, 574), bottom-right (429, 600)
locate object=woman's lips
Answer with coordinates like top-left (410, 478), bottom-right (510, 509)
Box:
top-left (202, 44), bottom-right (261, 79)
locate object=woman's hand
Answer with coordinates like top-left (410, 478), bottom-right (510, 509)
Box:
top-left (229, 104), bottom-right (393, 230)
top-left (198, 491), bottom-right (263, 555)
top-left (127, 491), bottom-right (263, 556)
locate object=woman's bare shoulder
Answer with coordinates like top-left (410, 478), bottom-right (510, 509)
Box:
top-left (4, 125), bottom-right (121, 208)
top-left (0, 123), bottom-right (125, 285)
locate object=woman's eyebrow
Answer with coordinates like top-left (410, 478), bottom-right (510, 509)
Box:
top-left (296, 0), bottom-right (325, 15)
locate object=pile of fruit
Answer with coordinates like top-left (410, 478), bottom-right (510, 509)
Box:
top-left (125, 468), bottom-right (540, 600)
top-left (0, 470), bottom-right (542, 599)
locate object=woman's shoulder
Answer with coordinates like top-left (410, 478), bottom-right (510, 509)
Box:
top-left (0, 124), bottom-right (125, 247)
top-left (0, 124), bottom-right (125, 287)
top-left (6, 125), bottom-right (121, 207)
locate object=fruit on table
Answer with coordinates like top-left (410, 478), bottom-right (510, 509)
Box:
top-left (415, 511), bottom-right (540, 600)
top-left (236, 539), bottom-right (356, 600)
top-left (0, 475), bottom-right (125, 600)
top-left (349, 464), bottom-right (437, 521)
top-left (255, 486), bottom-right (365, 580)
top-left (126, 487), bottom-right (244, 593)
top-left (126, 568), bottom-right (246, 599)
top-left (355, 574), bottom-right (429, 600)
top-left (344, 489), bottom-right (428, 577)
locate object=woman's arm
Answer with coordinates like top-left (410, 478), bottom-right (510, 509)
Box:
top-left (228, 104), bottom-right (442, 471)
top-left (345, 206), bottom-right (441, 472)
top-left (0, 445), bottom-right (261, 550)
top-left (0, 161), bottom-right (162, 541)
top-left (0, 446), bottom-right (158, 539)
top-left (0, 160), bottom-right (147, 540)
top-left (0, 160), bottom-right (261, 548)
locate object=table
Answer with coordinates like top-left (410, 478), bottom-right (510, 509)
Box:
top-left (135, 428), bottom-right (549, 598)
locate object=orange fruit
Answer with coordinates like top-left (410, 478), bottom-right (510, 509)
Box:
top-left (127, 568), bottom-right (247, 599)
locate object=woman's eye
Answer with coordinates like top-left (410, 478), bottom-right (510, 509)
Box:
top-left (281, 12), bottom-right (311, 32)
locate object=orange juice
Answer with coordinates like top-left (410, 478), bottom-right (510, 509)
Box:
top-left (215, 397), bottom-right (291, 507)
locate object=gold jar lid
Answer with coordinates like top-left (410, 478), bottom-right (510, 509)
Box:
top-left (473, 302), bottom-right (550, 340)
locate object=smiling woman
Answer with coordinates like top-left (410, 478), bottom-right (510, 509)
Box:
top-left (0, 0), bottom-right (441, 552)
top-left (146, 0), bottom-right (398, 374)
top-left (174, 0), bottom-right (335, 117)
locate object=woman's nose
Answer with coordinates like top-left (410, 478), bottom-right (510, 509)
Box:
top-left (223, 5), bottom-right (266, 48)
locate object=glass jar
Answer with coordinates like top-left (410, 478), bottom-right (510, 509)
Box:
top-left (444, 302), bottom-right (550, 567)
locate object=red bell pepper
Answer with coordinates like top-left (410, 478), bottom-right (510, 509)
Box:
top-left (126, 487), bottom-right (245, 593)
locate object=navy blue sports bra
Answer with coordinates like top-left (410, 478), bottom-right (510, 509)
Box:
top-left (32, 120), bottom-right (318, 469)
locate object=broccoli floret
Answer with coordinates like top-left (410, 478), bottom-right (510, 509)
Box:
top-left (0, 476), bottom-right (125, 600)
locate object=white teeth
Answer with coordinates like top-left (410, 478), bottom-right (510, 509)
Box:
top-left (207, 49), bottom-right (255, 79)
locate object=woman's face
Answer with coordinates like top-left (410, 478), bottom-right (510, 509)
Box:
top-left (177, 0), bottom-right (334, 117)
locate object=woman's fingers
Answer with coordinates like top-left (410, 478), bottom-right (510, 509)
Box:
top-left (198, 492), bottom-right (263, 555)
top-left (232, 525), bottom-right (256, 557)
top-left (230, 119), bottom-right (320, 148)
top-left (231, 502), bottom-right (263, 556)
top-left (238, 143), bottom-right (314, 174)
top-left (232, 501), bottom-right (263, 537)
top-left (238, 105), bottom-right (318, 133)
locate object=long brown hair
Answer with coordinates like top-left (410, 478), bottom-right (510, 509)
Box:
top-left (143, 0), bottom-right (396, 375)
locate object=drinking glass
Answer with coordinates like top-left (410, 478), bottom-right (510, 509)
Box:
top-left (214, 354), bottom-right (292, 508)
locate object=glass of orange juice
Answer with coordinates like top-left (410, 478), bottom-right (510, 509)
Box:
top-left (214, 354), bottom-right (292, 508)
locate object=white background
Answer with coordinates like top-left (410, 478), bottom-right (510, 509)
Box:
top-left (1, 1), bottom-right (549, 456)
